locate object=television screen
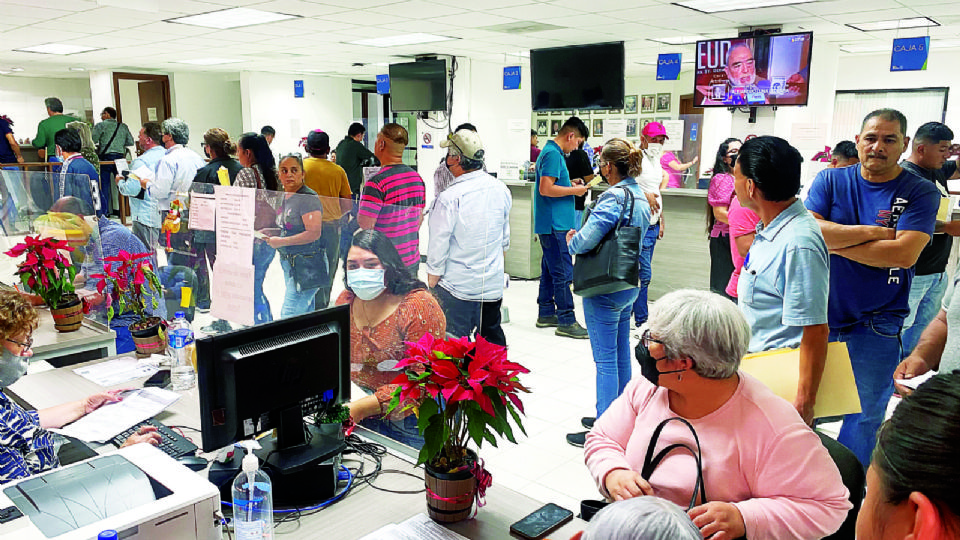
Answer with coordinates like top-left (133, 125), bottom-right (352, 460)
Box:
top-left (389, 59), bottom-right (448, 112)
top-left (531, 42), bottom-right (624, 111)
top-left (693, 32), bottom-right (812, 107)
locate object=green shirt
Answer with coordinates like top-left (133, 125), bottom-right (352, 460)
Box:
top-left (33, 114), bottom-right (77, 156)
top-left (334, 136), bottom-right (377, 192)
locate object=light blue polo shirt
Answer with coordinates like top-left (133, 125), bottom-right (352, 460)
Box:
top-left (739, 199), bottom-right (829, 353)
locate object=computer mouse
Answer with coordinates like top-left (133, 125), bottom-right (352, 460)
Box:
top-left (177, 455), bottom-right (209, 472)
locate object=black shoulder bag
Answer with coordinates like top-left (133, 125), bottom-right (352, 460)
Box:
top-left (572, 186), bottom-right (642, 298)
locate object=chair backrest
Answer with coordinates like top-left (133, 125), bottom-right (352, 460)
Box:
top-left (156, 265), bottom-right (198, 322)
top-left (816, 430), bottom-right (865, 540)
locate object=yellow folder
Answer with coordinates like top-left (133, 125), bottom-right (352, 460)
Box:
top-left (740, 341), bottom-right (861, 418)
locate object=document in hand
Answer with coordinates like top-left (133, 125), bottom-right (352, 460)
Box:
top-left (740, 341), bottom-right (861, 418)
top-left (51, 387), bottom-right (181, 443)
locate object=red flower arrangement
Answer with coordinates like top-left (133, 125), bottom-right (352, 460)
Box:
top-left (386, 333), bottom-right (530, 471)
top-left (4, 235), bottom-right (78, 309)
top-left (90, 250), bottom-right (162, 324)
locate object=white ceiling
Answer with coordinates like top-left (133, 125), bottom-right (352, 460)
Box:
top-left (0, 0), bottom-right (958, 78)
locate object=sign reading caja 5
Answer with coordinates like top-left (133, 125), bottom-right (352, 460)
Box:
top-left (891, 37), bottom-right (929, 72)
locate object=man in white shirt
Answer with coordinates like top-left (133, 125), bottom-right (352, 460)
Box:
top-left (632, 121), bottom-right (669, 327)
top-left (427, 129), bottom-right (512, 346)
top-left (139, 117), bottom-right (204, 222)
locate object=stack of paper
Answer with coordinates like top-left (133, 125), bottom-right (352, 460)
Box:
top-left (51, 387), bottom-right (181, 443)
top-left (73, 357), bottom-right (159, 387)
top-left (359, 514), bottom-right (469, 540)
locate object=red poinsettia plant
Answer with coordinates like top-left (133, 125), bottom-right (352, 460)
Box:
top-left (386, 334), bottom-right (530, 470)
top-left (90, 250), bottom-right (162, 324)
top-left (4, 235), bottom-right (77, 309)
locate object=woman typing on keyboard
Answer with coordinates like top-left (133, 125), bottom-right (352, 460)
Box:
top-left (0, 290), bottom-right (162, 485)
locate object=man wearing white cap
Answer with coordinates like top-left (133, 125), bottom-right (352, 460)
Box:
top-left (631, 121), bottom-right (670, 327)
top-left (427, 129), bottom-right (512, 346)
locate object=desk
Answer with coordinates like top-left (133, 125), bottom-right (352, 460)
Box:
top-left (30, 308), bottom-right (116, 369)
top-left (7, 357), bottom-right (587, 540)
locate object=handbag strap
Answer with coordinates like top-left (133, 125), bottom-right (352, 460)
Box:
top-left (641, 417), bottom-right (707, 510)
top-left (99, 122), bottom-right (121, 158)
top-left (597, 185), bottom-right (635, 231)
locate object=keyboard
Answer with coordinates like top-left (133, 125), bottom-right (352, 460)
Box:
top-left (110, 418), bottom-right (198, 459)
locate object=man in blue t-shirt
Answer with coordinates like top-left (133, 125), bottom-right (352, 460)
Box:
top-left (534, 116), bottom-right (590, 339)
top-left (805, 108), bottom-right (939, 466)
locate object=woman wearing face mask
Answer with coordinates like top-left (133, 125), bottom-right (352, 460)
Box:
top-left (336, 229), bottom-right (445, 448)
top-left (856, 371), bottom-right (960, 540)
top-left (237, 133), bottom-right (279, 324)
top-left (706, 138), bottom-right (742, 300)
top-left (563, 139), bottom-right (651, 448)
top-left (261, 154), bottom-right (325, 318)
top-left (0, 291), bottom-right (161, 485)
top-left (584, 289), bottom-right (851, 540)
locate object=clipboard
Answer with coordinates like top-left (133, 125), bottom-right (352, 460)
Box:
top-left (740, 341), bottom-right (861, 418)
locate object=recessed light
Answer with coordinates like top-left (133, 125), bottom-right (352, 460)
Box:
top-left (11, 67), bottom-right (25, 72)
top-left (13, 44), bottom-right (102, 55)
top-left (347, 33), bottom-right (457, 47)
top-left (173, 58), bottom-right (243, 65)
top-left (0, 71), bottom-right (10, 75)
top-left (647, 36), bottom-right (704, 46)
top-left (68, 67), bottom-right (86, 72)
top-left (672, 0), bottom-right (815, 14)
top-left (166, 7), bottom-right (299, 29)
top-left (847, 17), bottom-right (939, 32)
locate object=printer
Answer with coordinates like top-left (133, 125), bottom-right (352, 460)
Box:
top-left (0, 444), bottom-right (221, 540)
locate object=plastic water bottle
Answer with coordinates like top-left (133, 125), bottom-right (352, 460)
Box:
top-left (168, 311), bottom-right (195, 391)
top-left (232, 441), bottom-right (273, 540)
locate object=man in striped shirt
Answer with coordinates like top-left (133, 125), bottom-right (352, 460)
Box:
top-left (358, 123), bottom-right (426, 274)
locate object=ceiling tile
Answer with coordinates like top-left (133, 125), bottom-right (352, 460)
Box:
top-left (374, 1), bottom-right (463, 18)
top-left (254, 0), bottom-right (352, 17)
top-left (61, 7), bottom-right (165, 27)
top-left (315, 10), bottom-right (411, 26)
top-left (483, 4), bottom-right (582, 21)
top-left (4, 28), bottom-right (97, 48)
top-left (829, 8), bottom-right (927, 25)
top-left (1, 4), bottom-right (67, 20)
top-left (1, 0), bottom-right (98, 11)
top-left (798, 0), bottom-right (911, 16)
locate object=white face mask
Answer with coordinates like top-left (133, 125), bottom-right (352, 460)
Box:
top-left (347, 268), bottom-right (387, 301)
top-left (646, 143), bottom-right (663, 155)
top-left (0, 349), bottom-right (30, 389)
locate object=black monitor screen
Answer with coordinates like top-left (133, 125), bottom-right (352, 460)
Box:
top-left (531, 41), bottom-right (624, 111)
top-left (389, 60), bottom-right (448, 112)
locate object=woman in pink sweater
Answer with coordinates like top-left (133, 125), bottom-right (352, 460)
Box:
top-left (585, 289), bottom-right (851, 540)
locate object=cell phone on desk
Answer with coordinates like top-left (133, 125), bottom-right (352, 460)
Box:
top-left (144, 369), bottom-right (170, 388)
top-left (510, 503), bottom-right (574, 539)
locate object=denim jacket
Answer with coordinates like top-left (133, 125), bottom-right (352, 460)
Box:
top-left (569, 177), bottom-right (651, 255)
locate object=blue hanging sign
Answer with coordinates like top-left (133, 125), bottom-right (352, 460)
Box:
top-left (294, 80), bottom-right (304, 98)
top-left (376, 74), bottom-right (390, 94)
top-left (690, 122), bottom-right (698, 142)
top-left (891, 37), bottom-right (929, 71)
top-left (503, 66), bottom-right (521, 90)
top-left (656, 53), bottom-right (682, 81)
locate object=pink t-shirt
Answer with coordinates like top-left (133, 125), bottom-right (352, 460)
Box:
top-left (661, 152), bottom-right (682, 188)
top-left (585, 373), bottom-right (851, 540)
top-left (707, 173), bottom-right (736, 237)
top-left (726, 196), bottom-right (761, 298)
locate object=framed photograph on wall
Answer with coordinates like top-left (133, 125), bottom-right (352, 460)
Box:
top-left (537, 111), bottom-right (548, 116)
top-left (641, 118), bottom-right (653, 130)
top-left (624, 95), bottom-right (638, 114)
top-left (656, 93), bottom-right (671, 113)
top-left (641, 94), bottom-right (655, 114)
top-left (593, 119), bottom-right (604, 137)
top-left (537, 119), bottom-right (548, 137)
top-left (609, 109), bottom-right (622, 115)
top-left (563, 110), bottom-right (574, 116)
top-left (550, 119), bottom-right (562, 136)
top-left (626, 118), bottom-right (637, 137)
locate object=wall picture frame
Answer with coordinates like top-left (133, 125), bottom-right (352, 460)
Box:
top-left (550, 119), bottom-right (562, 136)
top-left (626, 118), bottom-right (637, 137)
top-left (641, 94), bottom-right (655, 114)
top-left (656, 93), bottom-right (671, 113)
top-left (624, 95), bottom-right (638, 114)
top-left (537, 119), bottom-right (548, 137)
top-left (592, 119), bottom-right (604, 137)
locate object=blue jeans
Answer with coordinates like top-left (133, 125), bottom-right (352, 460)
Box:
top-left (832, 314), bottom-right (902, 466)
top-left (279, 256), bottom-right (318, 318)
top-left (584, 288), bottom-right (639, 417)
top-left (633, 223), bottom-right (660, 325)
top-left (253, 241), bottom-right (276, 324)
top-left (538, 231), bottom-right (576, 326)
top-left (360, 413), bottom-right (425, 449)
top-left (901, 272), bottom-right (947, 356)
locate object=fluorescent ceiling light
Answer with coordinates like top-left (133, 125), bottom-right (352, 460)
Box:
top-left (11, 67), bottom-right (25, 72)
top-left (166, 7), bottom-right (299, 29)
top-left (174, 58), bottom-right (243, 65)
top-left (672, 0), bottom-right (815, 14)
top-left (68, 67), bottom-right (86, 72)
top-left (13, 43), bottom-right (102, 55)
top-left (931, 39), bottom-right (960, 48)
top-left (347, 33), bottom-right (456, 47)
top-left (0, 71), bottom-right (10, 75)
top-left (847, 17), bottom-right (939, 32)
top-left (648, 36), bottom-right (704, 45)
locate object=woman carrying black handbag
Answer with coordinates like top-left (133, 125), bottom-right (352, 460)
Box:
top-left (564, 138), bottom-right (651, 448)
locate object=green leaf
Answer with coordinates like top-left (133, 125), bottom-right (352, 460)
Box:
top-left (106, 306), bottom-right (114, 321)
top-left (417, 399), bottom-right (439, 434)
top-left (467, 412), bottom-right (486, 448)
top-left (506, 402), bottom-right (527, 438)
top-left (418, 419), bottom-right (445, 466)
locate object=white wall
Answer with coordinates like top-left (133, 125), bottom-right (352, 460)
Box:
top-left (169, 72), bottom-right (243, 155)
top-left (0, 75), bottom-right (91, 142)
top-left (117, 79), bottom-right (142, 126)
top-left (239, 71), bottom-right (353, 157)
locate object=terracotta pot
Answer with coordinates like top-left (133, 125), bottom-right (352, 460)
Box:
top-left (50, 294), bottom-right (83, 333)
top-left (424, 451), bottom-right (478, 523)
top-left (130, 318), bottom-right (165, 358)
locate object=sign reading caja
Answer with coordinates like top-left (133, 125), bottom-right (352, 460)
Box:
top-left (891, 36), bottom-right (930, 72)
top-left (656, 53), bottom-right (681, 81)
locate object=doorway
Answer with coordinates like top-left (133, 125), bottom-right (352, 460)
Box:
top-left (112, 73), bottom-right (172, 129)
top-left (678, 94), bottom-right (705, 187)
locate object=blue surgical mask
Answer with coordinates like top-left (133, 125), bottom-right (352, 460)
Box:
top-left (0, 349), bottom-right (30, 388)
top-left (347, 268), bottom-right (387, 301)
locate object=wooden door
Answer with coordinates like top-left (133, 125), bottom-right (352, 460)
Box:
top-left (138, 81), bottom-right (169, 125)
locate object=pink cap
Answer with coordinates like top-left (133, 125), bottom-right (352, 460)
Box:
top-left (641, 121), bottom-right (668, 139)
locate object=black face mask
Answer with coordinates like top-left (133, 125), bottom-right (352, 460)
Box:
top-left (635, 342), bottom-right (685, 387)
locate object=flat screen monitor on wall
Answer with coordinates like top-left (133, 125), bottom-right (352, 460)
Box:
top-left (531, 41), bottom-right (625, 111)
top-left (693, 31), bottom-right (813, 107)
top-left (389, 59), bottom-right (448, 112)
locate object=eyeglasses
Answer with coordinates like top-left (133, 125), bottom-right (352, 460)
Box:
top-left (6, 336), bottom-right (32, 352)
top-left (641, 329), bottom-right (665, 350)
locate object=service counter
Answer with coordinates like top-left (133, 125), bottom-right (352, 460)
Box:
top-left (31, 307), bottom-right (116, 369)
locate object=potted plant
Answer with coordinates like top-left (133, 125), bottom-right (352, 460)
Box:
top-left (313, 402), bottom-right (351, 441)
top-left (91, 250), bottom-right (165, 357)
top-left (4, 235), bottom-right (85, 332)
top-left (386, 333), bottom-right (529, 523)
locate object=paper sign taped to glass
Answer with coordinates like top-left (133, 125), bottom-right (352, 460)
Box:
top-left (740, 341), bottom-right (861, 418)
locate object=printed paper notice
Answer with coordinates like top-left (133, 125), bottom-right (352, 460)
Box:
top-left (605, 119), bottom-right (628, 139)
top-left (189, 193), bottom-right (216, 231)
top-left (73, 356), bottom-right (159, 387)
top-left (211, 263), bottom-right (255, 326)
top-left (214, 185), bottom-right (255, 266)
top-left (147, 107), bottom-right (158, 121)
top-left (662, 120), bottom-right (685, 151)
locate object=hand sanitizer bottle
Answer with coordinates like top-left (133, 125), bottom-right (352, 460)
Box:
top-left (231, 440), bottom-right (273, 539)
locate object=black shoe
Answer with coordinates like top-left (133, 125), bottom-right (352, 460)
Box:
top-left (581, 417), bottom-right (595, 429)
top-left (556, 322), bottom-right (589, 339)
top-left (566, 431), bottom-right (587, 447)
top-left (536, 316), bottom-right (559, 328)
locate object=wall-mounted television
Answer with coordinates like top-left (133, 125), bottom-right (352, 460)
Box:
top-left (388, 59), bottom-right (448, 112)
top-left (693, 32), bottom-right (813, 107)
top-left (531, 41), bottom-right (625, 111)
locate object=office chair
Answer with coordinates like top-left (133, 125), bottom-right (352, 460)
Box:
top-left (816, 430), bottom-right (865, 540)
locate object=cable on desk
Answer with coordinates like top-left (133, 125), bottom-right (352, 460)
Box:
top-left (219, 464), bottom-right (354, 515)
top-left (342, 434), bottom-right (425, 494)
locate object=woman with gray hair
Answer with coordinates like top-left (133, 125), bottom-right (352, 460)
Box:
top-left (570, 497), bottom-right (701, 540)
top-left (585, 289), bottom-right (851, 540)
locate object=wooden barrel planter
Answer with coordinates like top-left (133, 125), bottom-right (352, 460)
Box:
top-left (130, 317), bottom-right (166, 358)
top-left (50, 294), bottom-right (83, 333)
top-left (425, 453), bottom-right (478, 523)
